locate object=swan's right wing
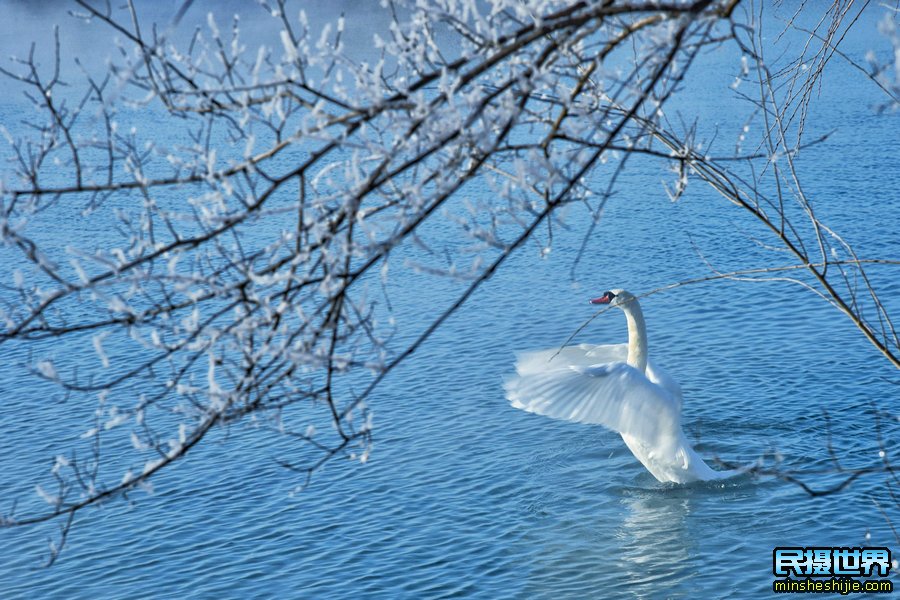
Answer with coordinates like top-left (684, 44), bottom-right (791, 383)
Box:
top-left (646, 358), bottom-right (683, 409)
top-left (505, 361), bottom-right (682, 446)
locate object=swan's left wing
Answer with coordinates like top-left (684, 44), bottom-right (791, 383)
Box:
top-left (514, 344), bottom-right (627, 376)
top-left (505, 361), bottom-right (682, 446)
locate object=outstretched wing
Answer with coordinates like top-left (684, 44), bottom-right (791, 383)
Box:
top-left (505, 351), bottom-right (682, 447)
top-left (513, 343), bottom-right (627, 376)
top-left (646, 358), bottom-right (682, 411)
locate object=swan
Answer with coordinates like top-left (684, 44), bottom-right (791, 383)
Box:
top-left (504, 289), bottom-right (738, 484)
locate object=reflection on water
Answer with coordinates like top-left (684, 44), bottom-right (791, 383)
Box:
top-left (618, 488), bottom-right (696, 593)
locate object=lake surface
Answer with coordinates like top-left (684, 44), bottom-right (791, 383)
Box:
top-left (0, 2), bottom-right (899, 598)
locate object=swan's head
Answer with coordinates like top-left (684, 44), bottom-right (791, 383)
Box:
top-left (589, 288), bottom-right (634, 309)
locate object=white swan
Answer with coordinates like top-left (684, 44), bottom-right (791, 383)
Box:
top-left (505, 289), bottom-right (738, 484)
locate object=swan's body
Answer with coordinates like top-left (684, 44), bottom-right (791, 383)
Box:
top-left (504, 289), bottom-right (737, 484)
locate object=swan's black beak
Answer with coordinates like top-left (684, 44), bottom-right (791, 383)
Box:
top-left (590, 291), bottom-right (613, 305)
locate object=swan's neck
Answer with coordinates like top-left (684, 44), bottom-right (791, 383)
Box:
top-left (621, 300), bottom-right (648, 373)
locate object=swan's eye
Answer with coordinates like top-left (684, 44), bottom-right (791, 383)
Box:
top-left (605, 291), bottom-right (616, 300)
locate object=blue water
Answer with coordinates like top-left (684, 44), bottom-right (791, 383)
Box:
top-left (1, 2), bottom-right (899, 598)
